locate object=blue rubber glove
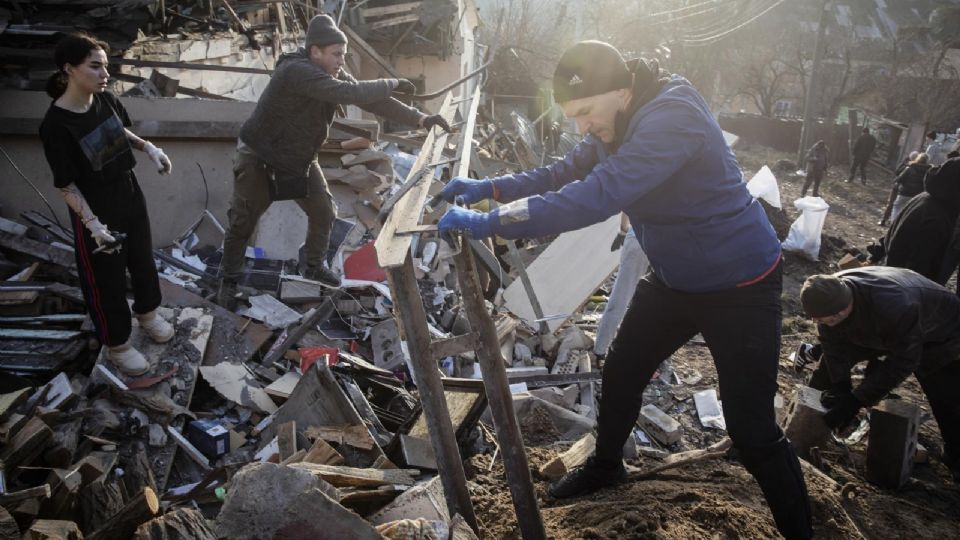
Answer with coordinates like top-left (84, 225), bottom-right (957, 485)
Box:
top-left (437, 176), bottom-right (495, 205)
top-left (437, 206), bottom-right (493, 240)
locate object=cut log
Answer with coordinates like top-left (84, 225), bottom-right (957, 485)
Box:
top-left (0, 506), bottom-right (18, 540)
top-left (301, 438), bottom-right (345, 466)
top-left (539, 433), bottom-right (596, 480)
top-left (118, 442), bottom-right (158, 498)
top-left (44, 416), bottom-right (83, 468)
top-left (9, 498), bottom-right (40, 532)
top-left (0, 484), bottom-right (50, 506)
top-left (133, 507), bottom-right (216, 540)
top-left (0, 413), bottom-right (27, 445)
top-left (288, 462), bottom-right (418, 488)
top-left (79, 478), bottom-right (125, 533)
top-left (0, 416), bottom-right (52, 469)
top-left (24, 520), bottom-right (82, 540)
top-left (41, 468), bottom-right (81, 519)
top-left (0, 388), bottom-right (30, 421)
top-left (86, 487), bottom-right (160, 540)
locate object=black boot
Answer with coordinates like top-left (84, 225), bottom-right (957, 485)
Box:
top-left (216, 278), bottom-right (239, 311)
top-left (738, 436), bottom-right (813, 540)
top-left (302, 264), bottom-right (341, 288)
top-left (549, 456), bottom-right (626, 498)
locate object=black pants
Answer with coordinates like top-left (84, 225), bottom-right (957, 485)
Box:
top-left (595, 263), bottom-right (813, 539)
top-left (849, 157), bottom-right (869, 184)
top-left (801, 170), bottom-right (823, 197)
top-left (72, 178), bottom-right (161, 347)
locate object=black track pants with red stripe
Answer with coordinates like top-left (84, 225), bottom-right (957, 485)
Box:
top-left (71, 180), bottom-right (161, 346)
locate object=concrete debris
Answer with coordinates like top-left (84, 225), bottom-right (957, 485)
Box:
top-left (638, 404), bottom-right (683, 445)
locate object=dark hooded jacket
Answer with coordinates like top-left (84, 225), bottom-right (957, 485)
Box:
top-left (893, 162), bottom-right (931, 197)
top-left (884, 158), bottom-right (960, 283)
top-left (239, 49), bottom-right (423, 176)
top-left (818, 267), bottom-right (960, 405)
top-left (852, 132), bottom-right (877, 160)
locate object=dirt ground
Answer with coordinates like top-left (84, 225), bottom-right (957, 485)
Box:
top-left (466, 145), bottom-right (960, 539)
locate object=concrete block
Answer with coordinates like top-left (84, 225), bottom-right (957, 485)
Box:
top-left (178, 40), bottom-right (208, 62)
top-left (784, 385), bottom-right (831, 461)
top-left (638, 404), bottom-right (682, 445)
top-left (866, 399), bottom-right (920, 489)
top-left (206, 38), bottom-right (234, 59)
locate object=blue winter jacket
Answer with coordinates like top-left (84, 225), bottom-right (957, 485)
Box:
top-left (487, 75), bottom-right (780, 293)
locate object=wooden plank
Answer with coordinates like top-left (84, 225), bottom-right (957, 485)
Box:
top-left (362, 1), bottom-right (420, 18)
top-left (502, 214), bottom-right (622, 332)
top-left (277, 421), bottom-right (297, 462)
top-left (341, 24), bottom-right (400, 79)
top-left (408, 386), bottom-right (485, 442)
top-left (375, 93), bottom-right (455, 269)
top-left (0, 329), bottom-right (81, 340)
top-left (288, 462), bottom-right (418, 488)
top-left (368, 13), bottom-right (419, 30)
top-left (304, 425), bottom-right (375, 451)
top-left (0, 416), bottom-right (52, 468)
top-left (455, 85), bottom-right (482, 178)
top-left (0, 231), bottom-right (75, 269)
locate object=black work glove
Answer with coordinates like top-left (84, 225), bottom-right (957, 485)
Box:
top-left (393, 78), bottom-right (417, 94)
top-left (422, 114), bottom-right (452, 133)
top-left (610, 231), bottom-right (626, 251)
top-left (822, 391), bottom-right (863, 431)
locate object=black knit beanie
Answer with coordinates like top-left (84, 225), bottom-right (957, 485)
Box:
top-left (306, 14), bottom-right (347, 50)
top-left (800, 274), bottom-right (853, 317)
top-left (553, 41), bottom-right (633, 104)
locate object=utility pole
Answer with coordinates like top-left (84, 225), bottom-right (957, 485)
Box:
top-left (797, 0), bottom-right (830, 166)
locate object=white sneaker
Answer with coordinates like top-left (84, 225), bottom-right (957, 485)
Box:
top-left (137, 310), bottom-right (174, 343)
top-left (106, 344), bottom-right (150, 376)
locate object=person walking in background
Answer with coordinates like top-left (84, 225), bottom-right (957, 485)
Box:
top-left (801, 140), bottom-right (829, 197)
top-left (848, 127), bottom-right (876, 185)
top-left (879, 152), bottom-right (929, 226)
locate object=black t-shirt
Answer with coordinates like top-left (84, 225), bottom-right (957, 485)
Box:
top-left (39, 91), bottom-right (137, 204)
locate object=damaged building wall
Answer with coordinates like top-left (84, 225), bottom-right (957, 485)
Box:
top-left (0, 90), bottom-right (251, 246)
top-left (118, 32), bottom-right (279, 101)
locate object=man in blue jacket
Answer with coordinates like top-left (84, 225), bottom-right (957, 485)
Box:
top-left (437, 41), bottom-right (812, 539)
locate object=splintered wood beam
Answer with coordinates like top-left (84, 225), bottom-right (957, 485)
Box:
top-left (455, 85), bottom-right (482, 178)
top-left (454, 240), bottom-right (546, 540)
top-left (341, 24), bottom-right (401, 79)
top-left (374, 92), bottom-right (455, 269)
top-left (384, 257), bottom-right (478, 532)
top-left (362, 1), bottom-right (421, 18)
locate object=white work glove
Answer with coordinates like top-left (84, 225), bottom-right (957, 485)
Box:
top-left (85, 218), bottom-right (118, 253)
top-left (143, 141), bottom-right (172, 174)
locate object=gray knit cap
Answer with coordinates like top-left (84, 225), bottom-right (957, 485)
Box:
top-left (306, 14), bottom-right (347, 50)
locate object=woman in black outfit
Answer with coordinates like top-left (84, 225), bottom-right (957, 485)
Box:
top-left (39, 33), bottom-right (175, 376)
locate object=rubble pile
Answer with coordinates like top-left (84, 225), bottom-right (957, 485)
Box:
top-left (0, 101), bottom-right (620, 538)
